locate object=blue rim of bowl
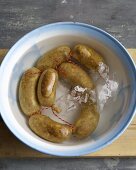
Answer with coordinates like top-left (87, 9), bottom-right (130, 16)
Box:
top-left (0, 22), bottom-right (136, 156)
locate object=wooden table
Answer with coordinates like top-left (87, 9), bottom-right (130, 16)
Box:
top-left (0, 1), bottom-right (136, 169)
top-left (0, 49), bottom-right (136, 158)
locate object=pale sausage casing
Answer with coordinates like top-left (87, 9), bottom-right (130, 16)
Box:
top-left (19, 67), bottom-right (41, 116)
top-left (36, 46), bottom-right (71, 71)
top-left (73, 103), bottom-right (99, 139)
top-left (29, 114), bottom-right (72, 143)
top-left (37, 68), bottom-right (58, 107)
top-left (72, 44), bottom-right (104, 70)
top-left (58, 62), bottom-right (94, 89)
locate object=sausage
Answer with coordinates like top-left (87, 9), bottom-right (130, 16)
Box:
top-left (58, 62), bottom-right (94, 89)
top-left (19, 67), bottom-right (41, 116)
top-left (72, 44), bottom-right (104, 70)
top-left (29, 114), bottom-right (72, 143)
top-left (73, 103), bottom-right (99, 139)
top-left (36, 46), bottom-right (71, 71)
top-left (19, 46), bottom-right (101, 142)
top-left (37, 68), bottom-right (58, 107)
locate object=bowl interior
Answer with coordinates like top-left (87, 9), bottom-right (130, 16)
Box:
top-left (1, 23), bottom-right (135, 156)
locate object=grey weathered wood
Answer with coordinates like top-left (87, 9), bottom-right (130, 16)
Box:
top-left (0, 158), bottom-right (136, 170)
top-left (0, 0), bottom-right (136, 48)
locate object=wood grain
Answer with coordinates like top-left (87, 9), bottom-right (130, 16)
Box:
top-left (0, 49), bottom-right (136, 158)
top-left (0, 0), bottom-right (136, 48)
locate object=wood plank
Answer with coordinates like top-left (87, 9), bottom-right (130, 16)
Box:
top-left (0, 49), bottom-right (136, 158)
top-left (0, 49), bottom-right (8, 64)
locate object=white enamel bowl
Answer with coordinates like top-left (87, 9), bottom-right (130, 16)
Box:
top-left (0, 22), bottom-right (136, 156)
